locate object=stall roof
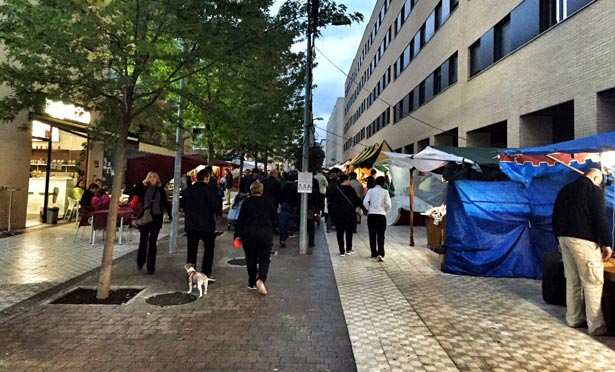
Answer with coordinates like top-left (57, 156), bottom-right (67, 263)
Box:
top-left (126, 154), bottom-right (206, 188)
top-left (381, 146), bottom-right (498, 172)
top-left (350, 141), bottom-right (392, 168)
top-left (501, 131), bottom-right (615, 155)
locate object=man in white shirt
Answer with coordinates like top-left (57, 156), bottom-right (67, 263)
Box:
top-left (363, 176), bottom-right (392, 262)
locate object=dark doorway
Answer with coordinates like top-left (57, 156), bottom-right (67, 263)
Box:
top-left (434, 128), bottom-right (458, 147)
top-left (520, 100), bottom-right (574, 147)
top-left (467, 121), bottom-right (507, 148)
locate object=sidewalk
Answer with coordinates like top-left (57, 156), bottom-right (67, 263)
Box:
top-left (0, 217), bottom-right (615, 371)
top-left (0, 219), bottom-right (355, 371)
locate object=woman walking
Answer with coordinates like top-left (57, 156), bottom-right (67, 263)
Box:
top-left (327, 174), bottom-right (363, 256)
top-left (363, 176), bottom-right (391, 262)
top-left (234, 181), bottom-right (276, 295)
top-left (132, 171), bottom-right (171, 274)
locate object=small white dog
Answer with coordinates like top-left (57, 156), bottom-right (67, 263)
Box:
top-left (184, 264), bottom-right (208, 298)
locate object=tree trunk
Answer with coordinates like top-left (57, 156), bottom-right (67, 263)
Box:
top-left (96, 114), bottom-right (131, 299)
top-left (207, 139), bottom-right (214, 167)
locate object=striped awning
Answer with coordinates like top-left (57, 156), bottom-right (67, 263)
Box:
top-left (350, 141), bottom-right (392, 168)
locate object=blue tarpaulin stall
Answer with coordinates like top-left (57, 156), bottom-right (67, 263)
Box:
top-left (443, 131), bottom-right (615, 279)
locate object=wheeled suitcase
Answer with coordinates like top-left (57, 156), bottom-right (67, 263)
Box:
top-left (542, 251), bottom-right (566, 306)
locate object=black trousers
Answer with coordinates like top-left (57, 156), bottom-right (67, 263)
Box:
top-left (186, 230), bottom-right (216, 276)
top-left (367, 214), bottom-right (387, 258)
top-left (335, 219), bottom-right (356, 254)
top-left (243, 238), bottom-right (272, 287)
top-left (137, 219), bottom-right (162, 272)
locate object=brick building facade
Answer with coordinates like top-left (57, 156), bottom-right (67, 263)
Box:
top-left (342, 0), bottom-right (615, 161)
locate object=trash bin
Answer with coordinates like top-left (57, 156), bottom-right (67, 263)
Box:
top-left (425, 215), bottom-right (446, 250)
top-left (46, 207), bottom-right (59, 224)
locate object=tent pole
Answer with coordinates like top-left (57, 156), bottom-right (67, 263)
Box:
top-left (409, 168), bottom-right (415, 246)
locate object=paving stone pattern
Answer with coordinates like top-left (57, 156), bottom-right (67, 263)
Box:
top-left (0, 222), bottom-right (355, 371)
top-left (2, 216), bottom-right (615, 371)
top-left (326, 225), bottom-right (615, 372)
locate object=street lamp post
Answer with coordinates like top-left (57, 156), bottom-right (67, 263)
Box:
top-left (299, 0), bottom-right (314, 255)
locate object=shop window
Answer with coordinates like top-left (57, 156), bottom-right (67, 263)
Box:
top-left (494, 15), bottom-right (511, 61)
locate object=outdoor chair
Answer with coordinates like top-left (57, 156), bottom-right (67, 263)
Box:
top-left (65, 196), bottom-right (80, 222)
top-left (90, 210), bottom-right (109, 246)
top-left (73, 207), bottom-right (93, 243)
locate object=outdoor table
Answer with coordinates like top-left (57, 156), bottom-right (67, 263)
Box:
top-left (117, 207), bottom-right (135, 245)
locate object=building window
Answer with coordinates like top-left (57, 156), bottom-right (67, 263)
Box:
top-left (408, 90), bottom-right (414, 113)
top-left (433, 67), bottom-right (442, 95)
top-left (450, 0), bottom-right (458, 11)
top-left (469, 40), bottom-right (481, 76)
top-left (420, 23), bottom-right (426, 47)
top-left (539, 0), bottom-right (558, 32)
top-left (494, 15), bottom-right (511, 61)
top-left (435, 2), bottom-right (442, 30)
top-left (449, 53), bottom-right (458, 84)
top-left (419, 82), bottom-right (426, 105)
top-left (414, 32), bottom-right (421, 56)
top-left (425, 11), bottom-right (436, 43)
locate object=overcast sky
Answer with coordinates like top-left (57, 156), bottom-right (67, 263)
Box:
top-left (271, 0), bottom-right (376, 141)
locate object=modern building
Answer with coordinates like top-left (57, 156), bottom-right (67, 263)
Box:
top-left (342, 0), bottom-right (615, 160)
top-left (325, 97), bottom-right (345, 166)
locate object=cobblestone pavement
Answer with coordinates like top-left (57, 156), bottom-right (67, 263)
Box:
top-left (1, 216), bottom-right (615, 371)
top-left (0, 221), bottom-right (160, 312)
top-left (325, 224), bottom-right (615, 372)
top-left (0, 219), bottom-right (355, 371)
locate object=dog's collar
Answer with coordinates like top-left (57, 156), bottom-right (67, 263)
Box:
top-left (188, 271), bottom-right (197, 279)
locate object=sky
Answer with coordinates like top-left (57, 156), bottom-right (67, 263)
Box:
top-left (271, 0), bottom-right (376, 142)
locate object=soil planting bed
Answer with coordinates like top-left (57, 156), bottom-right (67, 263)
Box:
top-left (51, 287), bottom-right (143, 305)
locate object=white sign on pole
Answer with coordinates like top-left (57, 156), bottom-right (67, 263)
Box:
top-left (297, 172), bottom-right (313, 193)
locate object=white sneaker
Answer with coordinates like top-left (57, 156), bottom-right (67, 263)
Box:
top-left (346, 250), bottom-right (353, 255)
top-left (377, 255), bottom-right (384, 262)
top-left (339, 253), bottom-right (345, 257)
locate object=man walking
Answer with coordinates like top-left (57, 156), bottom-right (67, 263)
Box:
top-left (552, 168), bottom-right (612, 336)
top-left (183, 168), bottom-right (222, 281)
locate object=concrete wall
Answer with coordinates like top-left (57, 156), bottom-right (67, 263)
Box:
top-left (0, 111), bottom-right (33, 231)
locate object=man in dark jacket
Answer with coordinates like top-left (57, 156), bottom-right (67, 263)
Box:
top-left (183, 168), bottom-right (222, 280)
top-left (552, 168), bottom-right (612, 336)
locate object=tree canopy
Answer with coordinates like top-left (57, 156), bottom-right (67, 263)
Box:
top-left (0, 0), bottom-right (362, 298)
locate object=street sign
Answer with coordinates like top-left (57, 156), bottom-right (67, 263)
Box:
top-left (297, 172), bottom-right (313, 193)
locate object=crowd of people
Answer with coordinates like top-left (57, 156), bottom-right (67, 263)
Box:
top-left (72, 165), bottom-right (393, 296)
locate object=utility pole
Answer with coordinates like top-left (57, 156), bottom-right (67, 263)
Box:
top-left (169, 43), bottom-right (186, 254)
top-left (299, 0), bottom-right (315, 255)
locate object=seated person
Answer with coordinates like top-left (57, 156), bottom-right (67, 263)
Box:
top-left (72, 180), bottom-right (85, 201)
top-left (79, 183), bottom-right (99, 210)
top-left (91, 188), bottom-right (110, 211)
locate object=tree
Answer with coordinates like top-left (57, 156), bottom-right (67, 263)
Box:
top-left (0, 0), bottom-right (362, 298)
top-left (0, 0), bottom-right (278, 299)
